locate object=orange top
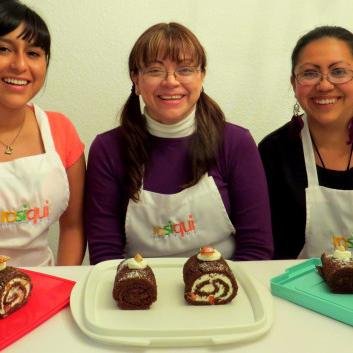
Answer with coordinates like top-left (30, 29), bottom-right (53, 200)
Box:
top-left (47, 111), bottom-right (84, 169)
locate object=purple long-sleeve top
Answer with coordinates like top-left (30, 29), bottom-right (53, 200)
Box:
top-left (85, 122), bottom-right (273, 264)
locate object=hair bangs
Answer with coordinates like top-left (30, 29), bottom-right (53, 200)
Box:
top-left (0, 1), bottom-right (50, 63)
top-left (130, 23), bottom-right (206, 74)
top-left (0, 12), bottom-right (20, 36)
top-left (18, 21), bottom-right (37, 44)
top-left (145, 32), bottom-right (203, 66)
top-left (18, 17), bottom-right (50, 59)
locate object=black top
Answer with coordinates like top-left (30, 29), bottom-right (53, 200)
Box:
top-left (258, 117), bottom-right (353, 259)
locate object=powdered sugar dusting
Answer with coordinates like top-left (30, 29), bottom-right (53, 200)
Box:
top-left (332, 257), bottom-right (353, 266)
top-left (199, 260), bottom-right (225, 272)
top-left (116, 261), bottom-right (154, 283)
top-left (119, 268), bottom-right (149, 281)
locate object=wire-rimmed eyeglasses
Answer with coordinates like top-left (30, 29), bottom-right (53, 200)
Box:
top-left (141, 66), bottom-right (201, 82)
top-left (295, 68), bottom-right (353, 86)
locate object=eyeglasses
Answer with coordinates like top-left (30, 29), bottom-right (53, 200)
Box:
top-left (295, 68), bottom-right (353, 86)
top-left (141, 66), bottom-right (201, 82)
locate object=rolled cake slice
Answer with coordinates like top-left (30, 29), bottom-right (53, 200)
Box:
top-left (183, 246), bottom-right (238, 305)
top-left (0, 255), bottom-right (32, 319)
top-left (112, 254), bottom-right (157, 310)
top-left (317, 247), bottom-right (353, 293)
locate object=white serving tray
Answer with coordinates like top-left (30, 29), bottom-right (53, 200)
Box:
top-left (70, 258), bottom-right (273, 347)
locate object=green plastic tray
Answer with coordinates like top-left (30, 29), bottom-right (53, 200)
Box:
top-left (271, 258), bottom-right (353, 326)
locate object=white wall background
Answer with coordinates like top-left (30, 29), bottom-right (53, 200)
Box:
top-left (21, 0), bottom-right (353, 263)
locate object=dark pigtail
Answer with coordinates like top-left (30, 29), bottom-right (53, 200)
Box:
top-left (120, 86), bottom-right (149, 201)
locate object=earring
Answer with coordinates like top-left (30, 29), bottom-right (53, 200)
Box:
top-left (293, 101), bottom-right (301, 117)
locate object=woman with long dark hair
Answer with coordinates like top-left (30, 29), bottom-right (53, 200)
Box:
top-left (86, 22), bottom-right (273, 264)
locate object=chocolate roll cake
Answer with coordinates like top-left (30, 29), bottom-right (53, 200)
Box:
top-left (112, 254), bottom-right (157, 310)
top-left (183, 246), bottom-right (238, 305)
top-left (317, 248), bottom-right (353, 293)
top-left (0, 256), bottom-right (32, 319)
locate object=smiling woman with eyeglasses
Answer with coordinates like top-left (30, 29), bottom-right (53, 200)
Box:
top-left (85, 22), bottom-right (273, 264)
top-left (259, 26), bottom-right (353, 259)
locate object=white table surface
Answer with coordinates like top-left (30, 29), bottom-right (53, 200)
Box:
top-left (3, 260), bottom-right (353, 353)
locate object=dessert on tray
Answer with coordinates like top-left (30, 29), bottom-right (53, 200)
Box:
top-left (183, 246), bottom-right (238, 305)
top-left (317, 236), bottom-right (353, 293)
top-left (112, 253), bottom-right (157, 310)
top-left (0, 255), bottom-right (32, 319)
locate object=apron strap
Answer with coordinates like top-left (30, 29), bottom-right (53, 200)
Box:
top-left (301, 114), bottom-right (319, 186)
top-left (32, 104), bottom-right (56, 152)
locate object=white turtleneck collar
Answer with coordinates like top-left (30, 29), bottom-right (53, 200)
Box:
top-left (144, 107), bottom-right (196, 138)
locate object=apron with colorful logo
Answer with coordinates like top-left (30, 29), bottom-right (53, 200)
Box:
top-left (125, 174), bottom-right (236, 258)
top-left (298, 114), bottom-right (353, 258)
top-left (0, 105), bottom-right (69, 266)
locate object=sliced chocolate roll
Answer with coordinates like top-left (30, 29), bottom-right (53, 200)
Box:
top-left (183, 246), bottom-right (238, 305)
top-left (0, 256), bottom-right (32, 319)
top-left (317, 251), bottom-right (353, 293)
top-left (112, 254), bottom-right (157, 310)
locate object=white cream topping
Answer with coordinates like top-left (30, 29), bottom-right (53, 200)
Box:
top-left (191, 274), bottom-right (233, 301)
top-left (197, 249), bottom-right (221, 261)
top-left (126, 257), bottom-right (147, 270)
top-left (333, 248), bottom-right (352, 261)
top-left (0, 278), bottom-right (31, 315)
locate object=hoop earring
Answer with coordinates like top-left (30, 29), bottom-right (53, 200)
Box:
top-left (293, 101), bottom-right (301, 117)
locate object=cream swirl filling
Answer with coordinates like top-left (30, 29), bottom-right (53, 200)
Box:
top-left (0, 278), bottom-right (31, 315)
top-left (191, 274), bottom-right (233, 301)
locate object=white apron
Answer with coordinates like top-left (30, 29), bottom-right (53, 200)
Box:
top-left (0, 105), bottom-right (69, 266)
top-left (125, 175), bottom-right (236, 258)
top-left (298, 114), bottom-right (353, 258)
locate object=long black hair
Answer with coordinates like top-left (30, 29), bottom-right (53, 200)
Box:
top-left (120, 22), bottom-right (226, 201)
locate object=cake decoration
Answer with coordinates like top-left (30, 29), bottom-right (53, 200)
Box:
top-left (126, 253), bottom-right (147, 270)
top-left (333, 245), bottom-right (352, 261)
top-left (0, 255), bottom-right (10, 271)
top-left (112, 254), bottom-right (157, 310)
top-left (331, 234), bottom-right (353, 251)
top-left (0, 255), bottom-right (32, 319)
top-left (197, 246), bottom-right (221, 261)
top-left (183, 246), bottom-right (238, 305)
top-left (317, 237), bottom-right (353, 293)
